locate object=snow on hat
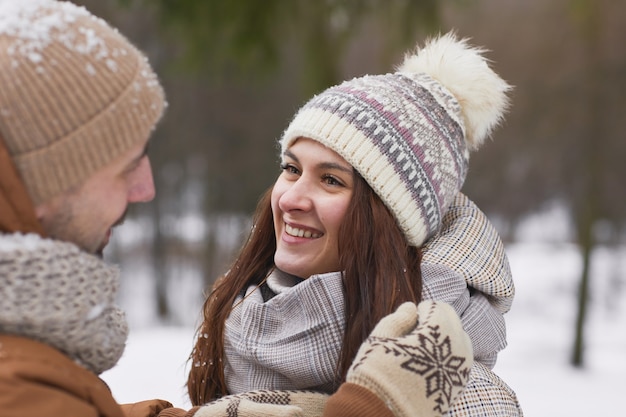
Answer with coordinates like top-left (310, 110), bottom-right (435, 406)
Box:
top-left (0, 0), bottom-right (166, 205)
top-left (280, 32), bottom-right (511, 247)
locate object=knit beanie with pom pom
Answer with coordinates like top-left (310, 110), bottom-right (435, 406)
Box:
top-left (280, 32), bottom-right (511, 247)
top-left (0, 0), bottom-right (166, 205)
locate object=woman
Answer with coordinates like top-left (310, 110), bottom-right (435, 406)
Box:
top-left (186, 32), bottom-right (521, 416)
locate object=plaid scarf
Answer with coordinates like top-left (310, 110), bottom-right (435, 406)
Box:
top-left (223, 193), bottom-right (514, 395)
top-left (224, 269), bottom-right (345, 395)
top-left (422, 193), bottom-right (514, 368)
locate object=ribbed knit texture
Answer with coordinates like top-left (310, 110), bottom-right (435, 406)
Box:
top-left (0, 0), bottom-right (165, 204)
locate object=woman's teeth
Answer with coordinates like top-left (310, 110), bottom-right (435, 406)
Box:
top-left (286, 224), bottom-right (321, 238)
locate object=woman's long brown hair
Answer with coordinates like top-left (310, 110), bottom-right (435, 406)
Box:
top-left (337, 172), bottom-right (422, 380)
top-left (187, 174), bottom-right (422, 405)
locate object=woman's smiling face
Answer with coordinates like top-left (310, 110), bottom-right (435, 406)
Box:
top-left (271, 138), bottom-right (355, 279)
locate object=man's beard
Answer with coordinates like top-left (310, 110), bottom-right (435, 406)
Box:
top-left (96, 208), bottom-right (128, 258)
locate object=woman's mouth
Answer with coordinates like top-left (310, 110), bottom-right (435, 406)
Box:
top-left (285, 224), bottom-right (322, 239)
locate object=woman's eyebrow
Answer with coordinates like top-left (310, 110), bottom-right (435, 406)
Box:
top-left (284, 149), bottom-right (352, 173)
top-left (283, 148), bottom-right (299, 163)
top-left (318, 161), bottom-right (353, 174)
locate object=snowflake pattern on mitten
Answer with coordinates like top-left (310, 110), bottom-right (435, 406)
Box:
top-left (348, 301), bottom-right (473, 415)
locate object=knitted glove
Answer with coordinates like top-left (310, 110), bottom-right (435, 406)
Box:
top-left (184, 390), bottom-right (328, 417)
top-left (346, 301), bottom-right (473, 417)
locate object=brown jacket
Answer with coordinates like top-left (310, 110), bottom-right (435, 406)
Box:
top-left (0, 136), bottom-right (44, 236)
top-left (0, 334), bottom-right (388, 417)
top-left (0, 335), bottom-right (171, 417)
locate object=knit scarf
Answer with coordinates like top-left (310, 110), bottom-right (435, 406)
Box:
top-left (224, 269), bottom-right (345, 395)
top-left (0, 232), bottom-right (128, 375)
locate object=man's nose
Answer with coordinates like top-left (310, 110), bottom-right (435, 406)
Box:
top-left (127, 157), bottom-right (156, 203)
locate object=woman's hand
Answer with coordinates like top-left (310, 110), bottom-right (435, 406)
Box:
top-left (341, 301), bottom-right (474, 417)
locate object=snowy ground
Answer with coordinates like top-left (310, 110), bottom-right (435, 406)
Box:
top-left (102, 221), bottom-right (626, 415)
top-left (495, 243), bottom-right (625, 416)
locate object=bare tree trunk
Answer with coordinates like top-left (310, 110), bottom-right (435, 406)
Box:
top-left (571, 0), bottom-right (602, 368)
top-left (154, 232), bottom-right (169, 320)
top-left (151, 199), bottom-right (170, 321)
top-left (572, 207), bottom-right (595, 366)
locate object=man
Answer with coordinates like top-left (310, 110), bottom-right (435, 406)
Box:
top-left (0, 0), bottom-right (169, 415)
top-left (0, 1), bottom-right (475, 417)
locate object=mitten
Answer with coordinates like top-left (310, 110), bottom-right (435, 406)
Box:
top-left (189, 390), bottom-right (328, 417)
top-left (346, 301), bottom-right (473, 417)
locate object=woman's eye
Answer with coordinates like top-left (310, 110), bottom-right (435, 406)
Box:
top-left (280, 163), bottom-right (300, 175)
top-left (323, 175), bottom-right (343, 186)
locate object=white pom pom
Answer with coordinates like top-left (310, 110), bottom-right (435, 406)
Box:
top-left (398, 31), bottom-right (512, 150)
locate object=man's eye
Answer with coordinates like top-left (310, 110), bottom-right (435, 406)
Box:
top-left (123, 156), bottom-right (145, 176)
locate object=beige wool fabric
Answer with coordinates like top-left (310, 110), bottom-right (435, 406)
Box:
top-left (346, 301), bottom-right (473, 417)
top-left (0, 0), bottom-right (165, 205)
top-left (186, 391), bottom-right (328, 417)
top-left (0, 232), bottom-right (128, 375)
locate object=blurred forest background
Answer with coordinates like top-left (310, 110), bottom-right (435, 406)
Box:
top-left (72, 0), bottom-right (625, 368)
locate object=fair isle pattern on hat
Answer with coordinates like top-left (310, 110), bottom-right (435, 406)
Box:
top-left (283, 73), bottom-right (467, 247)
top-left (0, 0), bottom-right (165, 204)
top-left (281, 32), bottom-right (511, 247)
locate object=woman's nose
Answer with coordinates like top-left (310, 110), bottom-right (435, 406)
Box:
top-left (279, 177), bottom-right (313, 212)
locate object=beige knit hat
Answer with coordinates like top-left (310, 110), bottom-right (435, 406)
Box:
top-left (0, 0), bottom-right (166, 205)
top-left (281, 33), bottom-right (511, 247)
